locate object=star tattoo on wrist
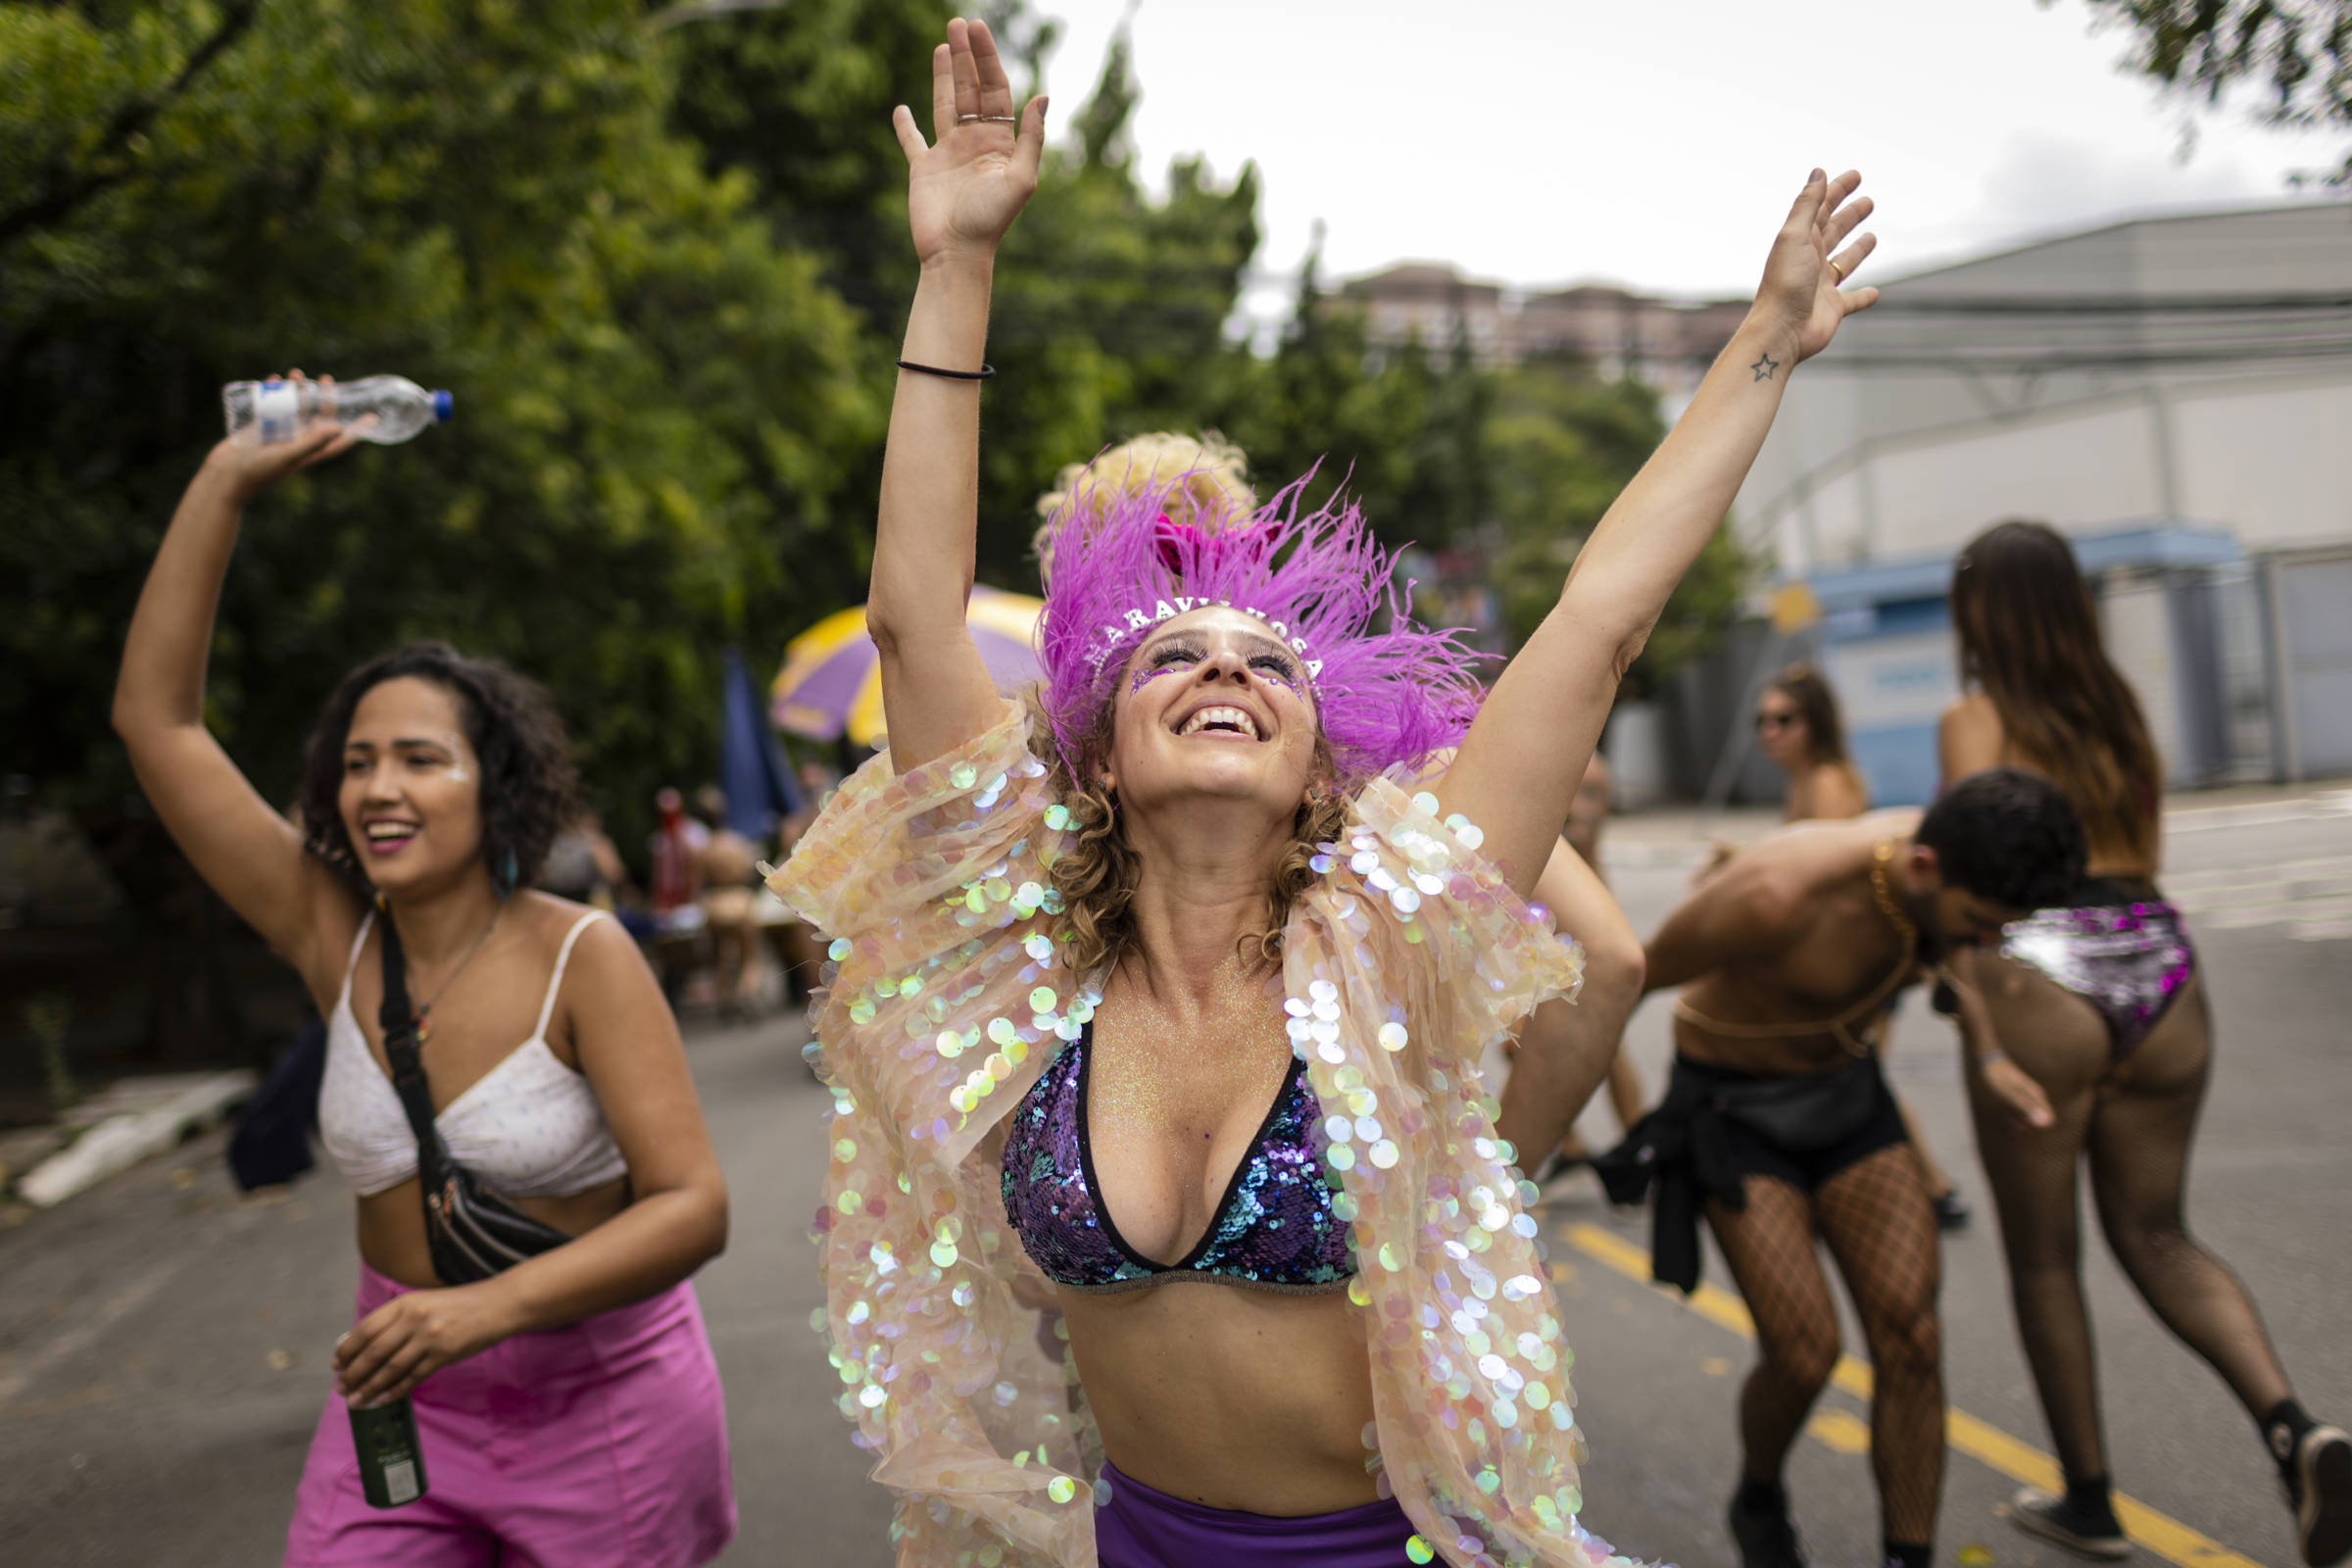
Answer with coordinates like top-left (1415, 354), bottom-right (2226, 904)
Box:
top-left (1749, 352), bottom-right (1780, 382)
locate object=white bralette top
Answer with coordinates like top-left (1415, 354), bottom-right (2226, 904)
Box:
top-left (318, 910), bottom-right (629, 1199)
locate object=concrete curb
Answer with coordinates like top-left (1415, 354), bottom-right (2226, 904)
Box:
top-left (16, 1071), bottom-right (256, 1208)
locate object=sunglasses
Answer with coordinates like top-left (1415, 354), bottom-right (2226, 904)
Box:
top-left (1753, 711), bottom-right (1799, 732)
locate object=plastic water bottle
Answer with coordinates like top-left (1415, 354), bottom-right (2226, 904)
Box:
top-left (222, 375), bottom-right (453, 446)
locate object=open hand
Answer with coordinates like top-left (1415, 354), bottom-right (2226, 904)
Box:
top-left (333, 1282), bottom-right (512, 1407)
top-left (1981, 1053), bottom-right (2056, 1131)
top-left (892, 19), bottom-right (1047, 267)
top-left (203, 369), bottom-right (368, 501)
top-left (1752, 171), bottom-right (1880, 364)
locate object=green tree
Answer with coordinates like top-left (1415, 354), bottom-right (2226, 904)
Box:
top-left (977, 31), bottom-right (1262, 580)
top-left (1485, 358), bottom-right (1747, 697)
top-left (663, 6), bottom-right (1265, 585)
top-left (1213, 239), bottom-right (1491, 558)
top-left (2061, 0), bottom-right (2352, 184)
top-left (663, 0), bottom-right (973, 323)
top-left (0, 1), bottom-right (880, 852)
top-left (662, 7), bottom-right (1507, 592)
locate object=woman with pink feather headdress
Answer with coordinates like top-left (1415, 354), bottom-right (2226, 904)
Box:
top-left (768, 19), bottom-right (1882, 1567)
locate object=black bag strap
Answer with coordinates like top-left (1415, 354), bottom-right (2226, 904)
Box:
top-left (375, 914), bottom-right (451, 1167)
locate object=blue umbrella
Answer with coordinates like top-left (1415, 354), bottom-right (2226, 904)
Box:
top-left (718, 647), bottom-right (803, 842)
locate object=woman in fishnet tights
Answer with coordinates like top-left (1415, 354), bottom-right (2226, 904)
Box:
top-left (1939, 520), bottom-right (2350, 1565)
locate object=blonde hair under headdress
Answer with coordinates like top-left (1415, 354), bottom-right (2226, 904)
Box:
top-left (1030, 431), bottom-right (1256, 580)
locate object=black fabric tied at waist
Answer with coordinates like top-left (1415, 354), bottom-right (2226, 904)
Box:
top-left (1590, 1054), bottom-right (1885, 1293)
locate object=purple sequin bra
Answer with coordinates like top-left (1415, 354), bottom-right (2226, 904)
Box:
top-left (1001, 1025), bottom-right (1356, 1296)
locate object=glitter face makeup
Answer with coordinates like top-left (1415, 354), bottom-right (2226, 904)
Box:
top-left (1127, 648), bottom-right (1191, 699)
top-left (429, 731), bottom-right (477, 785)
top-left (339, 679), bottom-right (486, 887)
top-left (1035, 473), bottom-right (1489, 784)
top-left (1122, 625), bottom-right (1311, 712)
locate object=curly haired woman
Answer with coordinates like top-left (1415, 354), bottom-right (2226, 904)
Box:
top-left (771, 21), bottom-right (1881, 1566)
top-left (114, 387), bottom-right (735, 1566)
top-left (1041, 435), bottom-right (1651, 1204)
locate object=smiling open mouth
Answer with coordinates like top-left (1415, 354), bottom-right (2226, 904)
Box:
top-left (1176, 706), bottom-right (1262, 740)
top-left (363, 820), bottom-right (420, 854)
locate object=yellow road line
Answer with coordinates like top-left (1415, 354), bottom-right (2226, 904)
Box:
top-left (1807, 1407), bottom-right (1873, 1455)
top-left (1559, 1222), bottom-right (2267, 1568)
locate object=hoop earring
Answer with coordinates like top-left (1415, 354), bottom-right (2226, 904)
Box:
top-left (492, 847), bottom-right (519, 900)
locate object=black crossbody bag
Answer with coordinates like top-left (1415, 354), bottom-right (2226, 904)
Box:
top-left (378, 917), bottom-right (570, 1285)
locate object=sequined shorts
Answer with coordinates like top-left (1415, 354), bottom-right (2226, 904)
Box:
top-left (1094, 1461), bottom-right (1418, 1568)
top-left (1998, 887), bottom-right (2195, 1058)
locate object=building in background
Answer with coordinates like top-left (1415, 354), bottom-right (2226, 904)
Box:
top-left (1510, 284), bottom-right (1746, 406)
top-left (1333, 265), bottom-right (1747, 712)
top-left (1335, 264), bottom-right (1743, 403)
top-left (1731, 200), bottom-right (2352, 802)
top-left (1336, 264), bottom-right (1510, 367)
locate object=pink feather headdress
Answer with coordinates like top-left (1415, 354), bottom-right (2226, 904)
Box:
top-left (1033, 471), bottom-right (1490, 783)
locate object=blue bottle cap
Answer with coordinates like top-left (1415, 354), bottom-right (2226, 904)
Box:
top-left (431, 390), bottom-right (454, 422)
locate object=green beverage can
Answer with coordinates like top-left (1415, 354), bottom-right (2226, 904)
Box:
top-left (348, 1396), bottom-right (427, 1508)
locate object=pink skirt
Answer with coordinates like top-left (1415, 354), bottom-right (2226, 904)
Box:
top-left (283, 1263), bottom-right (736, 1567)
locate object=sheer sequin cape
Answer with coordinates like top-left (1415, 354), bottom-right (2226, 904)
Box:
top-left (769, 700), bottom-right (1632, 1568)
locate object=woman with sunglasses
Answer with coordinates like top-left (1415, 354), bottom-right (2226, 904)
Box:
top-left (1753, 663), bottom-right (1867, 822)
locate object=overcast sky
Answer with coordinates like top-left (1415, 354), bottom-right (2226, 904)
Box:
top-left (1022, 0), bottom-right (2337, 318)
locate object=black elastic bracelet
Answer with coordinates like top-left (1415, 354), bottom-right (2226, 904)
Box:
top-left (897, 358), bottom-right (996, 381)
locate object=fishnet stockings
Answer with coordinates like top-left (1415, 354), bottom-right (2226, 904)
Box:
top-left (1969, 961), bottom-right (2292, 1486)
top-left (1705, 1144), bottom-right (1943, 1544)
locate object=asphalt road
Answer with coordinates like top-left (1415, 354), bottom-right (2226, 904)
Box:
top-left (1, 786), bottom-right (2345, 1567)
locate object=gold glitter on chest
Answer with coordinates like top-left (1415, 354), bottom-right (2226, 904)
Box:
top-left (1091, 953), bottom-right (1294, 1141)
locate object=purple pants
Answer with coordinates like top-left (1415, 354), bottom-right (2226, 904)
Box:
top-left (283, 1264), bottom-right (735, 1567)
top-left (1095, 1461), bottom-right (1419, 1567)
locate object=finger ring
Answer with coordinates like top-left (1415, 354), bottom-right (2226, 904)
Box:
top-left (980, 115), bottom-right (1018, 123)
top-left (1830, 258), bottom-right (1847, 281)
top-left (956, 114), bottom-right (983, 123)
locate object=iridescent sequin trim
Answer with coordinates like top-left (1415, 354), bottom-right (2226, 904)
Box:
top-left (2000, 897), bottom-right (2195, 1056)
top-left (768, 700), bottom-right (1628, 1568)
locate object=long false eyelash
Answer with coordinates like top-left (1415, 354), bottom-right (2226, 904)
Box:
top-left (1128, 640), bottom-right (1205, 696)
top-left (1148, 638), bottom-right (1207, 667)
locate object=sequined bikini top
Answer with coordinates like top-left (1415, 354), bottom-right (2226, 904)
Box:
top-left (1000, 1024), bottom-right (1356, 1296)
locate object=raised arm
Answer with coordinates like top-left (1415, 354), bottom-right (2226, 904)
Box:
top-left (113, 378), bottom-right (364, 1001)
top-left (1440, 172), bottom-right (1881, 895)
top-left (869, 19), bottom-right (1047, 771)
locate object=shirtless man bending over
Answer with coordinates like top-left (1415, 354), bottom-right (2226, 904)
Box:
top-left (1596, 767), bottom-right (2084, 1568)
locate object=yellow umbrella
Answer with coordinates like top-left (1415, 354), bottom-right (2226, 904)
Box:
top-left (771, 586), bottom-right (1046, 749)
